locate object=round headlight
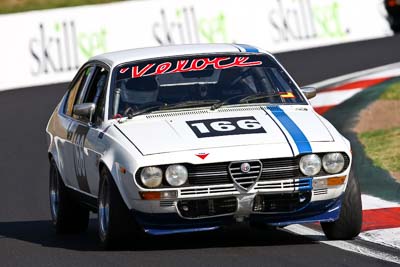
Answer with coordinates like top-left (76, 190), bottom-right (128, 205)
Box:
top-left (140, 167), bottom-right (162, 188)
top-left (322, 153), bottom-right (345, 174)
top-left (165, 165), bottom-right (188, 186)
top-left (299, 154), bottom-right (321, 176)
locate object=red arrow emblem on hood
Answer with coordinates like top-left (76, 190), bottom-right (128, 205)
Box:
top-left (195, 153), bottom-right (209, 160)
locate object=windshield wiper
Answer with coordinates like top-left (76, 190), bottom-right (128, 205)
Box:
top-left (161, 100), bottom-right (220, 110)
top-left (125, 100), bottom-right (220, 118)
top-left (238, 92), bottom-right (283, 104)
top-left (126, 104), bottom-right (165, 118)
top-left (210, 94), bottom-right (247, 110)
top-left (210, 92), bottom-right (283, 110)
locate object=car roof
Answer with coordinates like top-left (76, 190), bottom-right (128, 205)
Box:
top-left (90, 43), bottom-right (269, 68)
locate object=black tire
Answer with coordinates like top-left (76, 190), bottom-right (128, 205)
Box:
top-left (98, 167), bottom-right (139, 249)
top-left (250, 221), bottom-right (277, 230)
top-left (49, 159), bottom-right (89, 234)
top-left (392, 23), bottom-right (400, 33)
top-left (388, 15), bottom-right (400, 33)
top-left (321, 170), bottom-right (362, 240)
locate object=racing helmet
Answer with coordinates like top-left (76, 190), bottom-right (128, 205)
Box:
top-left (121, 76), bottom-right (159, 105)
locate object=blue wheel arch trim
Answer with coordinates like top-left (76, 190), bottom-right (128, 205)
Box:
top-left (267, 106), bottom-right (312, 154)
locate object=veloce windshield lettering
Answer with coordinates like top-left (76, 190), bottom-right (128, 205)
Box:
top-left (121, 57), bottom-right (262, 78)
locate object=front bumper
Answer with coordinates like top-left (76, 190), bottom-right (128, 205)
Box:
top-left (129, 160), bottom-right (349, 235)
top-left (132, 194), bottom-right (342, 235)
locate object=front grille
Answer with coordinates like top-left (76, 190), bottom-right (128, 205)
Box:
top-left (253, 192), bottom-right (312, 213)
top-left (188, 158), bottom-right (299, 186)
top-left (136, 154), bottom-right (350, 188)
top-left (180, 184), bottom-right (237, 197)
top-left (229, 160), bottom-right (262, 190)
top-left (261, 158), bottom-right (297, 168)
top-left (187, 163), bottom-right (230, 185)
top-left (254, 178), bottom-right (312, 192)
top-left (177, 197), bottom-right (237, 218)
top-left (186, 154), bottom-right (350, 186)
top-left (260, 158), bottom-right (300, 180)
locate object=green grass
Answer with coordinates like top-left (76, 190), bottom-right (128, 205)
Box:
top-left (358, 81), bottom-right (400, 176)
top-left (380, 81), bottom-right (400, 100)
top-left (358, 127), bottom-right (400, 174)
top-left (0, 0), bottom-right (124, 14)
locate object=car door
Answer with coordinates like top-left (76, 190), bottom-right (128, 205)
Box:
top-left (60, 63), bottom-right (110, 198)
top-left (57, 65), bottom-right (95, 190)
top-left (73, 65), bottom-right (110, 197)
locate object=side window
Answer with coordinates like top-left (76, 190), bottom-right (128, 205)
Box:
top-left (64, 66), bottom-right (94, 116)
top-left (94, 83), bottom-right (107, 125)
top-left (84, 67), bottom-right (108, 104)
top-left (89, 67), bottom-right (109, 124)
top-left (74, 66), bottom-right (96, 106)
top-left (73, 66), bottom-right (109, 124)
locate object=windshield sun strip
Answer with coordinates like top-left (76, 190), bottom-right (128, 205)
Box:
top-left (108, 53), bottom-right (306, 119)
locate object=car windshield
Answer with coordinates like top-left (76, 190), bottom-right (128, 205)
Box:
top-left (110, 54), bottom-right (306, 118)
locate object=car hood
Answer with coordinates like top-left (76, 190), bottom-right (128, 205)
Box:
top-left (115, 106), bottom-right (333, 156)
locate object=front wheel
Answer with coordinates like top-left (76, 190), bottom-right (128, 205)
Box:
top-left (98, 168), bottom-right (140, 249)
top-left (321, 170), bottom-right (362, 240)
top-left (49, 159), bottom-right (89, 233)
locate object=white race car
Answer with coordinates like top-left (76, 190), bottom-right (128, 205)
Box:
top-left (46, 44), bottom-right (362, 248)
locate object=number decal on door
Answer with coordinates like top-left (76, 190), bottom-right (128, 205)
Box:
top-left (187, 116), bottom-right (266, 138)
top-left (72, 125), bottom-right (90, 192)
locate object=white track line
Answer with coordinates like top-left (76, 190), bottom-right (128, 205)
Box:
top-left (362, 194), bottom-right (400, 209)
top-left (285, 224), bottom-right (400, 265)
top-left (360, 228), bottom-right (400, 250)
top-left (310, 88), bottom-right (362, 108)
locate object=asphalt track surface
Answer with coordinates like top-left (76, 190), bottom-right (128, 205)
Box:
top-left (1, 35), bottom-right (400, 266)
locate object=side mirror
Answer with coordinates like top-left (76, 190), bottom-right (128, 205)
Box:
top-left (73, 103), bottom-right (96, 122)
top-left (301, 86), bottom-right (317, 99)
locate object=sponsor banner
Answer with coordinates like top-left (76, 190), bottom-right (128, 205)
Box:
top-left (0, 0), bottom-right (392, 91)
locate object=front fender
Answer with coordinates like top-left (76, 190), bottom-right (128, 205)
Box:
top-left (98, 125), bottom-right (143, 210)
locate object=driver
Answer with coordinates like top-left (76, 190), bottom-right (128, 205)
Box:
top-left (119, 76), bottom-right (159, 113)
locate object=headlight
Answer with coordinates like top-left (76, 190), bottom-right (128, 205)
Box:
top-left (165, 165), bottom-right (188, 186)
top-left (140, 167), bottom-right (162, 188)
top-left (299, 154), bottom-right (321, 176)
top-left (322, 153), bottom-right (345, 174)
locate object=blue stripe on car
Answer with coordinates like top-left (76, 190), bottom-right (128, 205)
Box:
top-left (267, 106), bottom-right (312, 154)
top-left (298, 177), bottom-right (313, 191)
top-left (237, 44), bottom-right (259, 52)
top-left (232, 44), bottom-right (244, 52)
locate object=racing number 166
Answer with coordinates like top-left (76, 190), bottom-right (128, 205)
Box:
top-left (187, 116), bottom-right (266, 138)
